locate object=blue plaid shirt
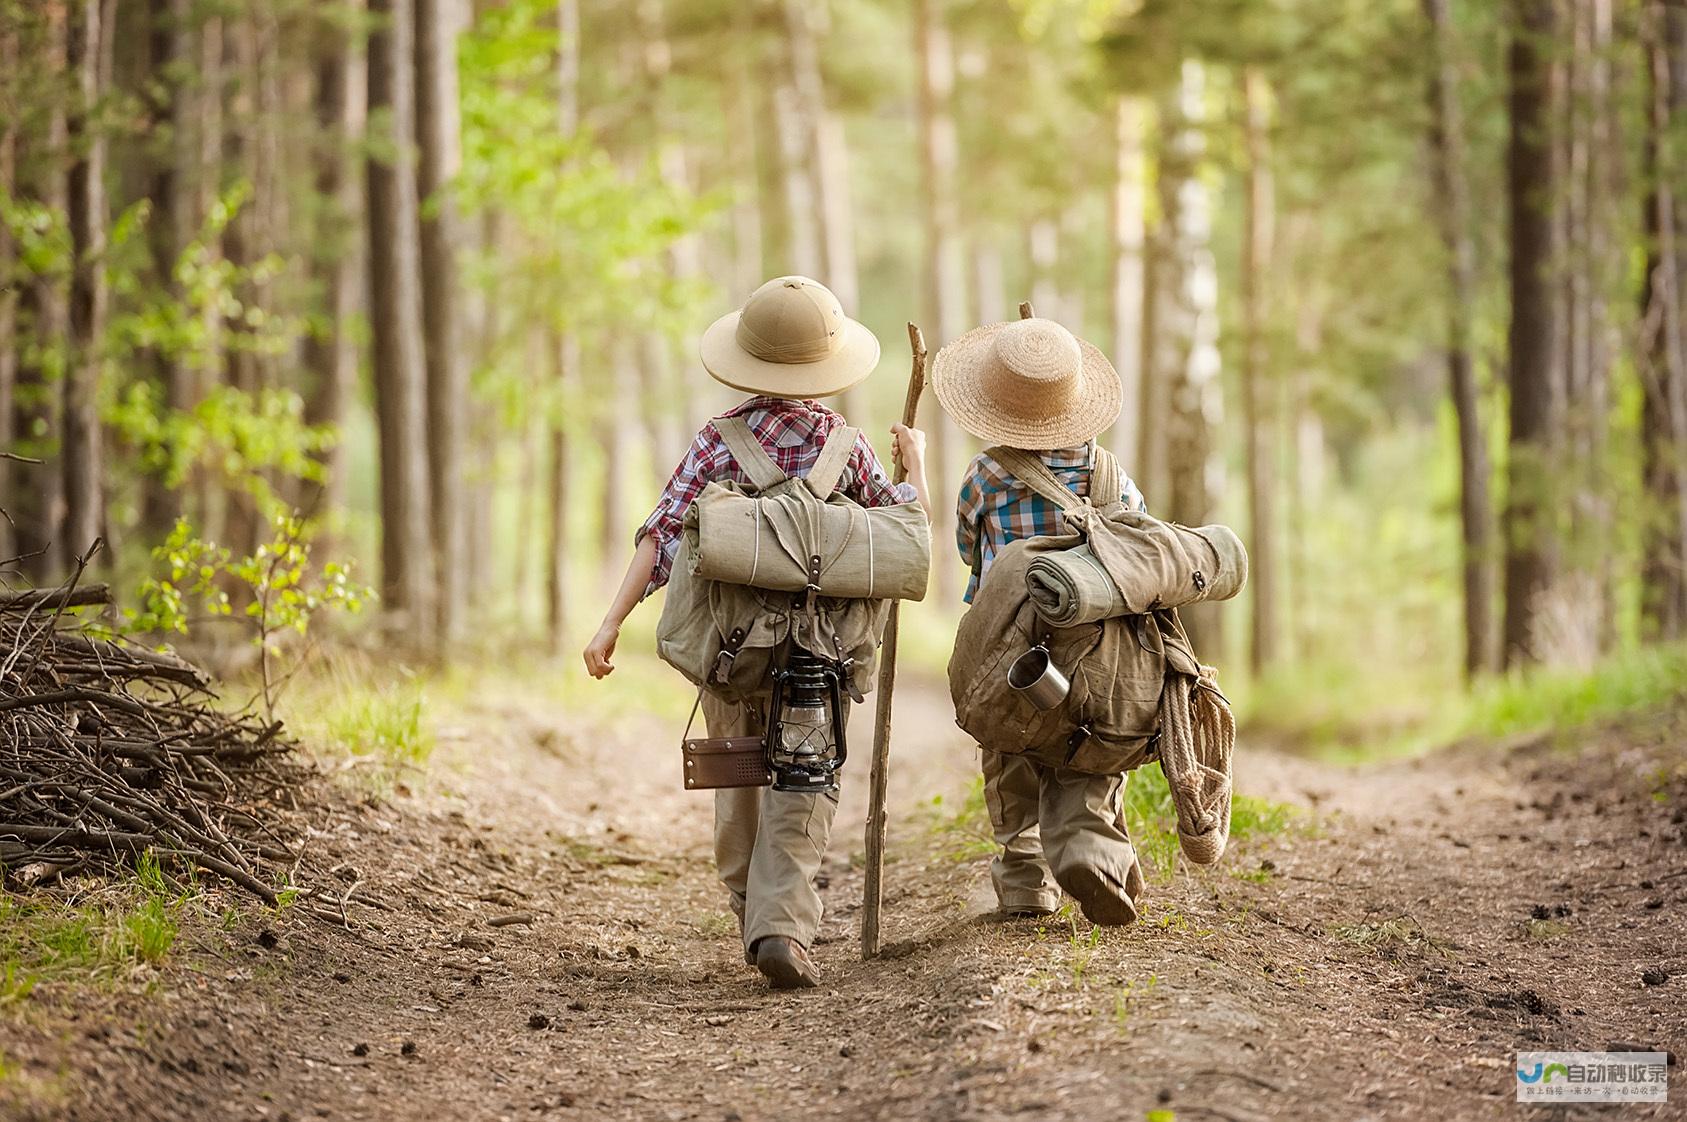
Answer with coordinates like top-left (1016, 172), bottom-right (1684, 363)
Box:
top-left (955, 444), bottom-right (1148, 603)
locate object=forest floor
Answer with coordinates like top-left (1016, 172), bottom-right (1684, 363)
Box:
top-left (2, 669), bottom-right (1685, 1122)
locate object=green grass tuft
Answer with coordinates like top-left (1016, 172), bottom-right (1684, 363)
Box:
top-left (1251, 642), bottom-right (1687, 765)
top-left (1463, 643), bottom-right (1687, 740)
top-left (0, 854), bottom-right (184, 1004)
top-left (1125, 768), bottom-right (1302, 881)
top-left (924, 780), bottom-right (997, 863)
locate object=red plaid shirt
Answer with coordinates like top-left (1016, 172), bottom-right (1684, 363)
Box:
top-left (637, 396), bottom-right (915, 597)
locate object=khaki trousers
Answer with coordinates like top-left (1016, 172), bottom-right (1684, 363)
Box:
top-left (980, 749), bottom-right (1143, 913)
top-left (703, 692), bottom-right (839, 954)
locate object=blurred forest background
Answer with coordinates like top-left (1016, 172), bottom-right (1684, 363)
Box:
top-left (3, 0), bottom-right (1687, 742)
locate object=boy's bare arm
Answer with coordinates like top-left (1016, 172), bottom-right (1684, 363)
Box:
top-left (582, 535), bottom-right (659, 679)
top-left (891, 423), bottom-right (932, 523)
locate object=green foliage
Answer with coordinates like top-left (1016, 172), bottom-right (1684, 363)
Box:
top-left (102, 184), bottom-right (326, 512)
top-left (458, 0), bottom-right (716, 431)
top-left (122, 514), bottom-right (373, 719)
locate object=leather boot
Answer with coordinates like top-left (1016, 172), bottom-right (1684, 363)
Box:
top-left (1056, 856), bottom-right (1145, 927)
top-left (753, 936), bottom-right (819, 990)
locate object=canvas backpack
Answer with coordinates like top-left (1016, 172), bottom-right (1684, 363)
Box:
top-left (948, 446), bottom-right (1246, 864)
top-left (656, 417), bottom-right (900, 704)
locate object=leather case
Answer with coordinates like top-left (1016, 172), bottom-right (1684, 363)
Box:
top-left (682, 735), bottom-right (773, 790)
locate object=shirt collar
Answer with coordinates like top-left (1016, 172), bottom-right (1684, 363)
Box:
top-left (723, 395), bottom-right (835, 418)
top-left (1037, 441), bottom-right (1095, 469)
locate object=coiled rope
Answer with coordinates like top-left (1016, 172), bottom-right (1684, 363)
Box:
top-left (1158, 667), bottom-right (1235, 866)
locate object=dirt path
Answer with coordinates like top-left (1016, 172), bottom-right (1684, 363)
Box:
top-left (5, 675), bottom-right (1685, 1121)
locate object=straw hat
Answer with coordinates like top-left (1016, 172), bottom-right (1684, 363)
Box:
top-left (699, 276), bottom-right (881, 398)
top-left (931, 317), bottom-right (1123, 449)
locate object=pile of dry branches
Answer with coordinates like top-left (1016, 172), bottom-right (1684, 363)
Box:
top-left (1, 578), bottom-right (309, 903)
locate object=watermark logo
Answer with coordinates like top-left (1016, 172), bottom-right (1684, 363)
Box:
top-left (1515, 1051), bottom-right (1668, 1103)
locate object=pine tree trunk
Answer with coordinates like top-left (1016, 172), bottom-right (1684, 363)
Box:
top-left (1137, 216), bottom-right (1166, 505)
top-left (772, 24), bottom-right (820, 279)
top-left (138, 0), bottom-right (188, 538)
top-left (0, 21), bottom-right (17, 565)
top-left (301, 3), bottom-right (366, 532)
top-left (415, 0), bottom-right (468, 643)
top-left (915, 0), bottom-right (965, 597)
top-left (1640, 0), bottom-right (1687, 640)
top-left (1502, 0), bottom-right (1561, 669)
top-left (971, 239), bottom-right (1005, 328)
top-left (367, 0), bottom-right (438, 646)
top-left (1240, 69), bottom-right (1279, 675)
top-left (1586, 0), bottom-right (1617, 652)
top-left (784, 0), bottom-right (860, 417)
top-left (547, 0), bottom-right (581, 645)
top-left (189, 10), bottom-right (223, 534)
top-left (598, 337), bottom-right (637, 587)
top-left (63, 0), bottom-right (112, 563)
top-left (1028, 217), bottom-right (1060, 327)
top-left (1423, 0), bottom-right (1498, 678)
top-left (547, 333), bottom-right (578, 642)
top-left (221, 13), bottom-right (261, 555)
top-left (726, 41), bottom-right (763, 298)
top-left (23, 6), bottom-right (71, 580)
top-left (1107, 96), bottom-right (1147, 468)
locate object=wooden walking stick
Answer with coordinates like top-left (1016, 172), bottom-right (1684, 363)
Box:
top-left (861, 321), bottom-right (927, 960)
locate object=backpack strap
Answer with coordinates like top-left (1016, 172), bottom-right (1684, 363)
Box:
top-left (715, 416), bottom-right (788, 491)
top-left (987, 446), bottom-right (1084, 513)
top-left (805, 425), bottom-right (858, 500)
top-left (1091, 446), bottom-right (1124, 507)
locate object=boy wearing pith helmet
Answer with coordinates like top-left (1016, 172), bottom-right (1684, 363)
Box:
top-left (583, 276), bottom-right (931, 988)
top-left (932, 315), bottom-right (1149, 924)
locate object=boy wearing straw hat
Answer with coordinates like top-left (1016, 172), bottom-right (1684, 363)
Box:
top-left (932, 316), bottom-right (1149, 925)
top-left (583, 276), bottom-right (930, 988)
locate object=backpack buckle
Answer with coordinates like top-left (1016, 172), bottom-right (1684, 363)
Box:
top-left (710, 627), bottom-right (748, 684)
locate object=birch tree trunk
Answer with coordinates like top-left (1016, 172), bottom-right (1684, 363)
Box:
top-left (415, 0), bottom-right (468, 643)
top-left (63, 0), bottom-right (112, 562)
top-left (1502, 0), bottom-right (1561, 668)
top-left (1240, 68), bottom-right (1279, 675)
top-left (1423, 0), bottom-right (1498, 678)
top-left (367, 0), bottom-right (438, 646)
top-left (1107, 96), bottom-right (1147, 469)
top-left (726, 38), bottom-right (763, 298)
top-left (1156, 60), bottom-right (1224, 655)
top-left (772, 26), bottom-right (820, 279)
top-left (971, 239), bottom-right (1005, 328)
top-left (1028, 217), bottom-right (1060, 328)
top-left (783, 0), bottom-right (860, 416)
top-left (915, 0), bottom-right (965, 597)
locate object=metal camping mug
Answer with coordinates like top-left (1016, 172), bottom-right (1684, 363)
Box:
top-left (1008, 643), bottom-right (1070, 710)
